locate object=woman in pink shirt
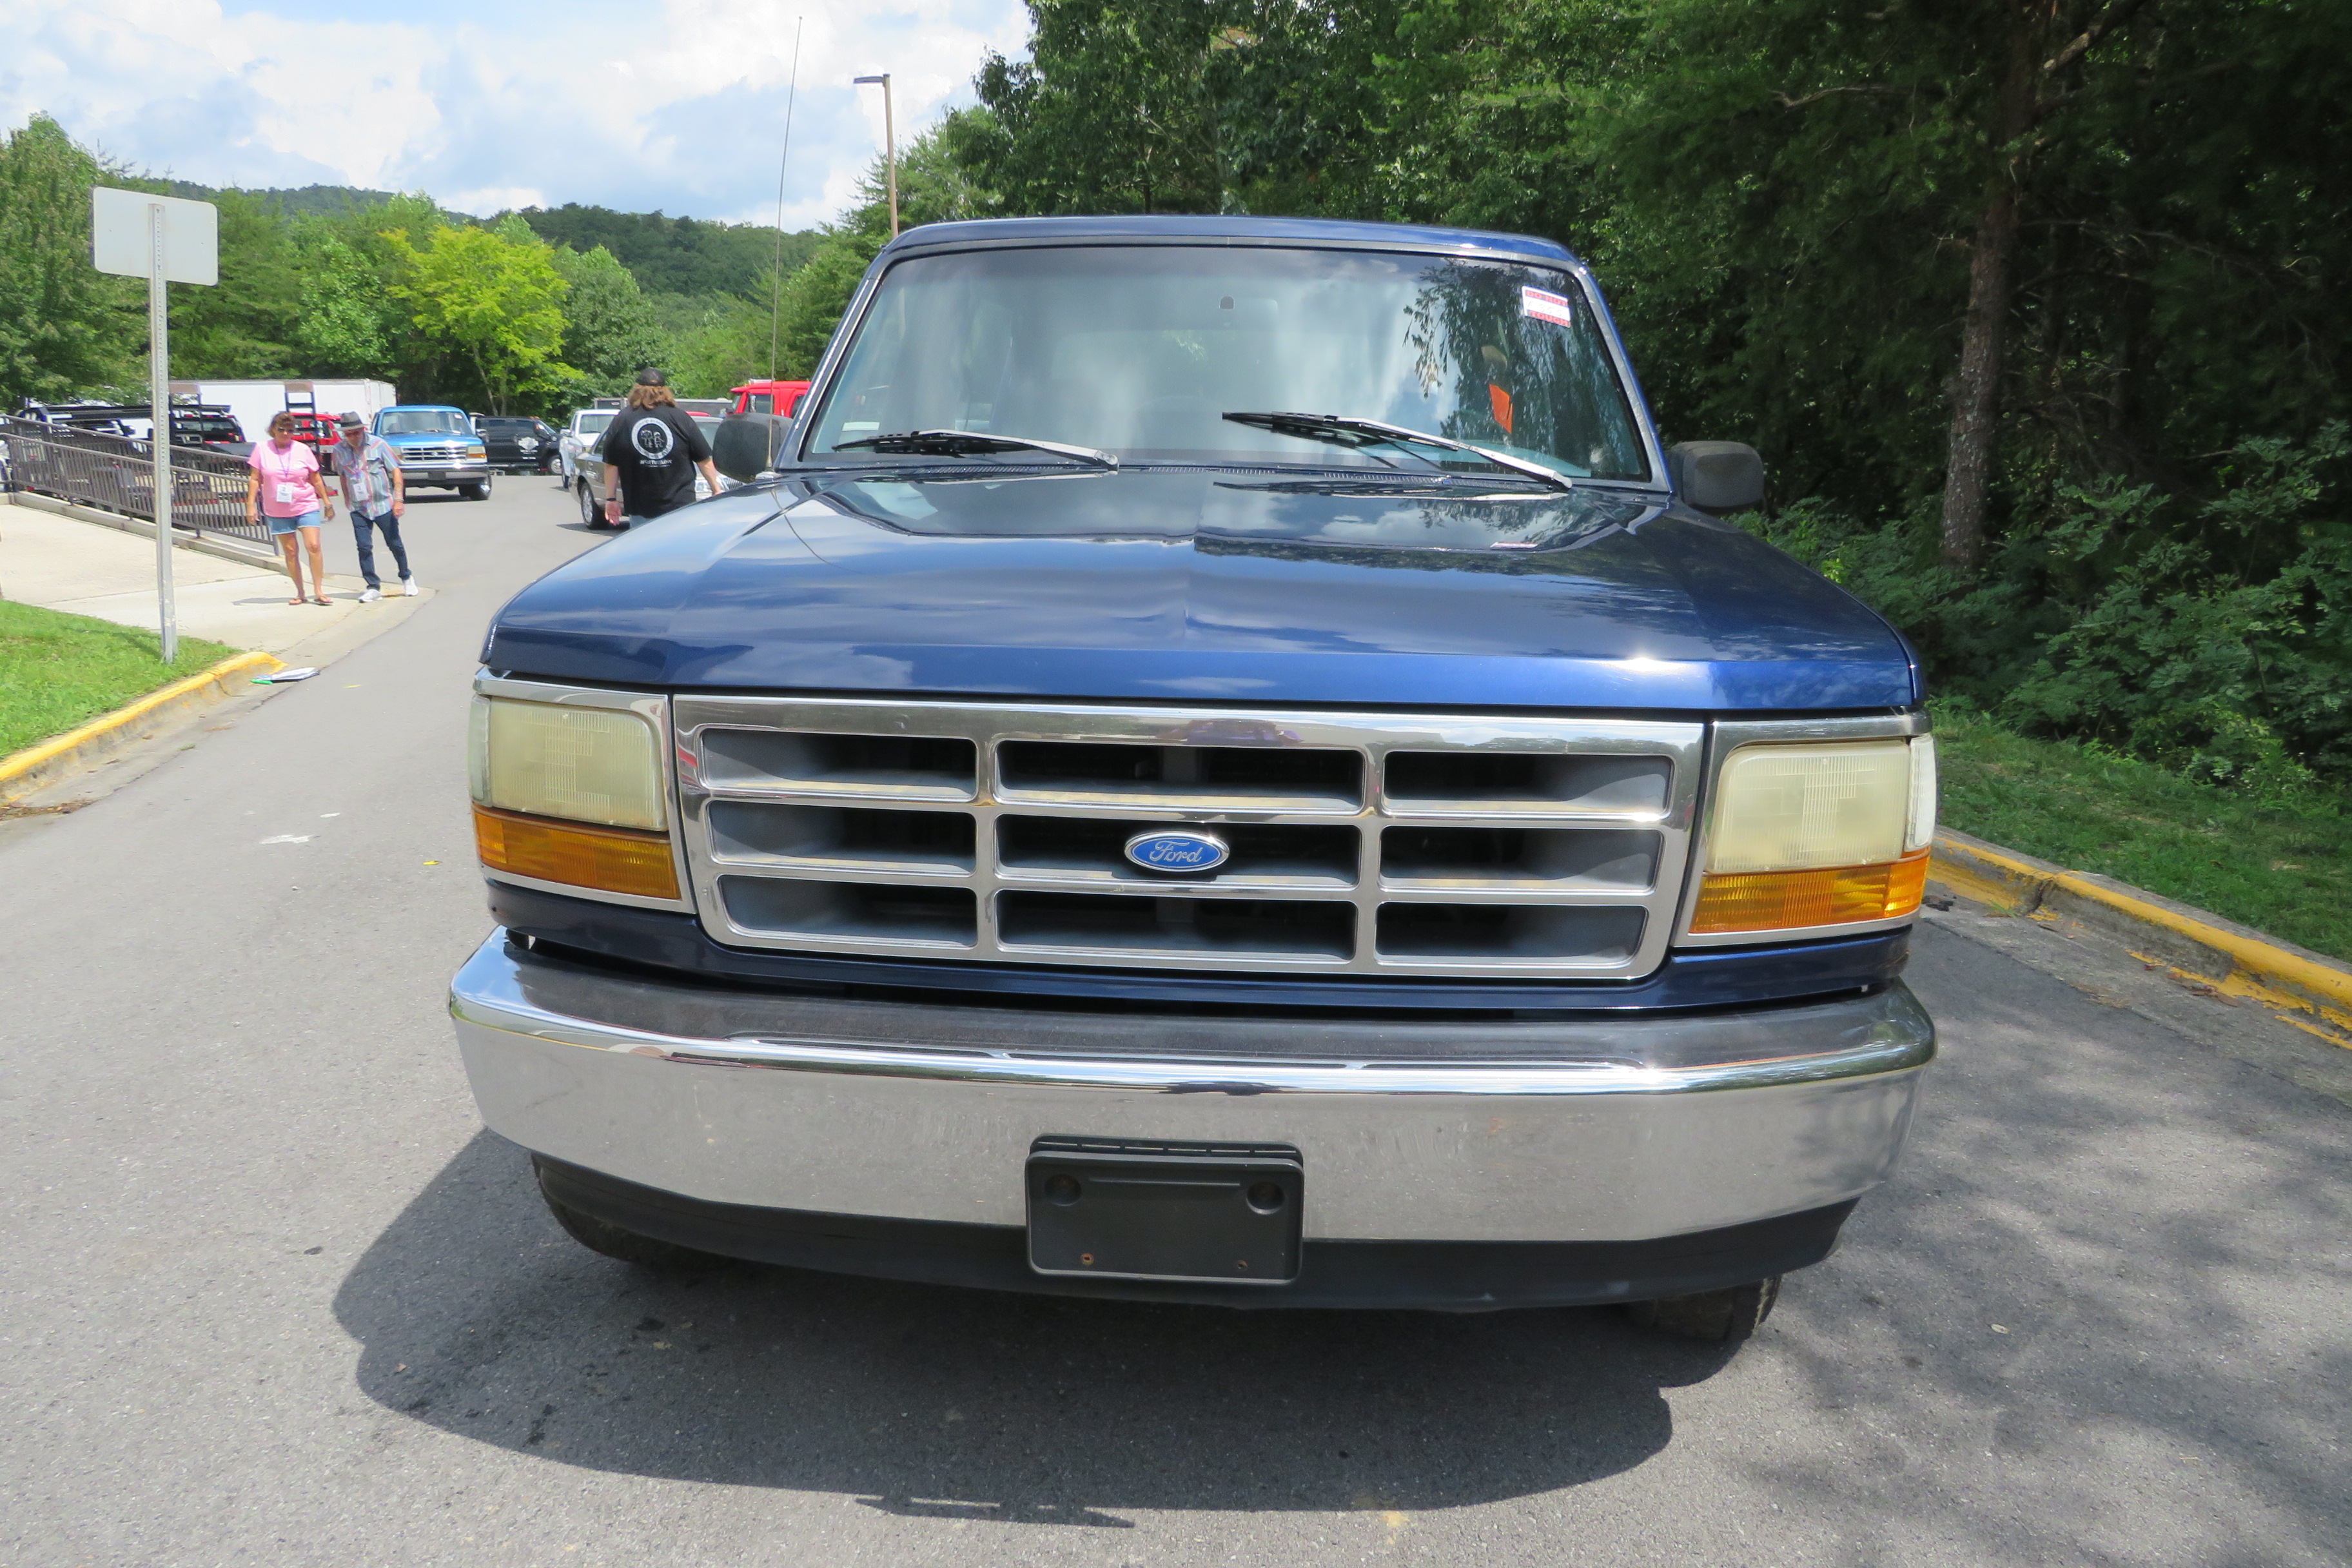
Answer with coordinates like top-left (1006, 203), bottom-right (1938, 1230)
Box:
top-left (246, 411), bottom-right (338, 605)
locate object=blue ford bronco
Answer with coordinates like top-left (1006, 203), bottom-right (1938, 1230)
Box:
top-left (373, 404), bottom-right (493, 500)
top-left (452, 216), bottom-right (1936, 1344)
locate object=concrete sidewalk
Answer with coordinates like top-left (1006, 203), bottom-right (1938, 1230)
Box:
top-left (0, 499), bottom-right (387, 653)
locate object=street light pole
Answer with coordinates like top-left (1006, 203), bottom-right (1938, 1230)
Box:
top-left (853, 73), bottom-right (897, 237)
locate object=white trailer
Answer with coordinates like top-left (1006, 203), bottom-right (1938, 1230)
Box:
top-left (166, 379), bottom-right (397, 442)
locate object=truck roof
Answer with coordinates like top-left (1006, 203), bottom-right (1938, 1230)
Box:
top-left (879, 215), bottom-right (1582, 268)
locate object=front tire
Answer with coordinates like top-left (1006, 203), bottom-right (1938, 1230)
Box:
top-left (576, 480), bottom-right (607, 528)
top-left (1623, 1277), bottom-right (1781, 1343)
top-left (464, 477), bottom-right (492, 501)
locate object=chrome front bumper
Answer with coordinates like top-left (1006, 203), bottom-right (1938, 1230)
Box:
top-left (451, 933), bottom-right (1932, 1246)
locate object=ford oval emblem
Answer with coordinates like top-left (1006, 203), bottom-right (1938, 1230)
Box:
top-left (1124, 829), bottom-right (1230, 873)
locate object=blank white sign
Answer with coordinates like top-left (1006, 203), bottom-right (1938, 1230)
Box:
top-left (91, 186), bottom-right (219, 285)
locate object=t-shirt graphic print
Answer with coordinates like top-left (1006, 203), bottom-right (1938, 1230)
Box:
top-left (631, 416), bottom-right (677, 462)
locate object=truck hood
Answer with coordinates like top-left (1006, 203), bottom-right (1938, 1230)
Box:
top-left (485, 469), bottom-right (1917, 710)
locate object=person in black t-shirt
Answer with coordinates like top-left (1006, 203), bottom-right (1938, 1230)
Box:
top-left (595, 368), bottom-right (723, 528)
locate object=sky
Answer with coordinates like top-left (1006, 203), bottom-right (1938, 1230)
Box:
top-left (0, 0), bottom-right (1032, 228)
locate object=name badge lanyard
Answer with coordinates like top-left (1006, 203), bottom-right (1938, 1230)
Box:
top-left (265, 444), bottom-right (308, 507)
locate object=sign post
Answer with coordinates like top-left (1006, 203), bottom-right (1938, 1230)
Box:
top-left (91, 187), bottom-right (217, 665)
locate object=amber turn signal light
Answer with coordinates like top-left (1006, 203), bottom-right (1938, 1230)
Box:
top-left (473, 805), bottom-right (680, 901)
top-left (1689, 849), bottom-right (1928, 934)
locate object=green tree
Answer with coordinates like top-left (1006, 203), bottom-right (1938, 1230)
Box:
top-left (0, 114), bottom-right (141, 404)
top-left (289, 230), bottom-right (395, 377)
top-left (552, 242), bottom-right (667, 396)
top-left (166, 188), bottom-right (302, 377)
top-left (382, 219), bottom-right (570, 413)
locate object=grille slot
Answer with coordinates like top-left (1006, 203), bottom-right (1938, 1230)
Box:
top-left (677, 700), bottom-right (1701, 977)
top-left (999, 892), bottom-right (1354, 961)
top-left (699, 729), bottom-right (977, 799)
top-left (999, 816), bottom-right (1357, 888)
top-left (1383, 750), bottom-right (1671, 816)
top-left (1376, 903), bottom-right (1646, 963)
top-left (999, 741), bottom-right (1361, 812)
top-left (720, 876), bottom-right (977, 947)
top-left (1380, 827), bottom-right (1659, 892)
top-left (707, 801), bottom-right (975, 875)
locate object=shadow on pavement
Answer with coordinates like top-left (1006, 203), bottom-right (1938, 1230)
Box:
top-left (333, 1130), bottom-right (1727, 1520)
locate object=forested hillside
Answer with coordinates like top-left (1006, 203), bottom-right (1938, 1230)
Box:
top-left (162, 182), bottom-right (407, 217)
top-left (504, 204), bottom-right (821, 298)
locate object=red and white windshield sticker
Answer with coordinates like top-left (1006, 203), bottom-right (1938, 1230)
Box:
top-left (1521, 286), bottom-right (1577, 327)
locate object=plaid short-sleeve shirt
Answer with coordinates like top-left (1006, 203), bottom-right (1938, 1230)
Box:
top-left (334, 435), bottom-right (400, 513)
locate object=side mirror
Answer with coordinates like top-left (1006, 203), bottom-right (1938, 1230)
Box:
top-left (1667, 441), bottom-right (1765, 513)
top-left (712, 413), bottom-right (789, 482)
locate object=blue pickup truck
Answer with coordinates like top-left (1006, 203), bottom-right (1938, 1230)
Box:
top-left (451, 216), bottom-right (1936, 1346)
top-left (373, 404), bottom-right (492, 500)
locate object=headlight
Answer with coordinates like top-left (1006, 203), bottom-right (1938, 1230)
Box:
top-left (1689, 736), bottom-right (1935, 934)
top-left (467, 696), bottom-right (678, 899)
top-left (466, 443), bottom-right (487, 458)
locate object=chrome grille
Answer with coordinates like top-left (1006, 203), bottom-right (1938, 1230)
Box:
top-left (672, 698), bottom-right (1703, 978)
top-left (398, 441), bottom-right (468, 464)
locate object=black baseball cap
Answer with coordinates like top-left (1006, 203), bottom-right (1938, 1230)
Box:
top-left (634, 367), bottom-right (669, 387)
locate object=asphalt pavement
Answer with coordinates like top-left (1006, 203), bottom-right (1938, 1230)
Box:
top-left (2, 476), bottom-right (2346, 1567)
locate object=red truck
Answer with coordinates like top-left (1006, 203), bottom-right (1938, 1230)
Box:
top-left (286, 411), bottom-right (341, 455)
top-left (728, 379), bottom-right (810, 418)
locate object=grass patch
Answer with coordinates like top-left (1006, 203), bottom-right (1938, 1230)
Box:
top-left (1932, 700), bottom-right (2352, 963)
top-left (0, 600), bottom-right (242, 758)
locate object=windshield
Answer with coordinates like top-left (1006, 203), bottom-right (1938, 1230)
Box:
top-left (574, 411), bottom-right (614, 437)
top-left (379, 409), bottom-right (469, 435)
top-left (803, 246), bottom-right (1651, 481)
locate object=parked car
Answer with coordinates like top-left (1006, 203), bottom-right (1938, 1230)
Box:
top-left (453, 215), bottom-right (1938, 1348)
top-left (373, 405), bottom-right (492, 499)
top-left (478, 416), bottom-right (562, 475)
top-left (556, 407), bottom-right (618, 491)
top-left (172, 408), bottom-right (251, 455)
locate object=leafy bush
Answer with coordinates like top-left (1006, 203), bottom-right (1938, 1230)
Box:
top-left (1745, 424), bottom-right (2352, 794)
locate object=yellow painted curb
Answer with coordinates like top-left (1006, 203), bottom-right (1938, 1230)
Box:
top-left (1930, 829), bottom-right (2352, 1047)
top-left (0, 649), bottom-right (284, 802)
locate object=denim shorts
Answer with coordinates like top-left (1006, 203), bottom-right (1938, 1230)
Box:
top-left (267, 508), bottom-right (323, 538)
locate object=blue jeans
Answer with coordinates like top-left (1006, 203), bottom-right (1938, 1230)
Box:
top-left (352, 509), bottom-right (411, 589)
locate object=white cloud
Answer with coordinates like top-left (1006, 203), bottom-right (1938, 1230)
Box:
top-left (0, 0), bottom-right (1029, 227)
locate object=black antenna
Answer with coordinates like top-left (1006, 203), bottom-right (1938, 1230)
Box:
top-left (768, 15), bottom-right (804, 383)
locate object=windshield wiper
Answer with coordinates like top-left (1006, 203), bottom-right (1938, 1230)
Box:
top-left (832, 429), bottom-right (1117, 469)
top-left (1222, 411), bottom-right (1575, 492)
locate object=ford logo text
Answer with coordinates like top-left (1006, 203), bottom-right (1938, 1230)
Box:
top-left (1123, 830), bottom-right (1231, 873)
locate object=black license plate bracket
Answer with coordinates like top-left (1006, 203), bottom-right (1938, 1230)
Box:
top-left (1026, 1138), bottom-right (1303, 1285)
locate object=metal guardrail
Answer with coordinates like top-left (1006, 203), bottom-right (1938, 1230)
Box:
top-left (0, 415), bottom-right (268, 545)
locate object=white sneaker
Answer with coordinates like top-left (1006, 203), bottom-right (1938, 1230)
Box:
top-left (359, 586), bottom-right (382, 603)
top-left (401, 578), bottom-right (420, 596)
